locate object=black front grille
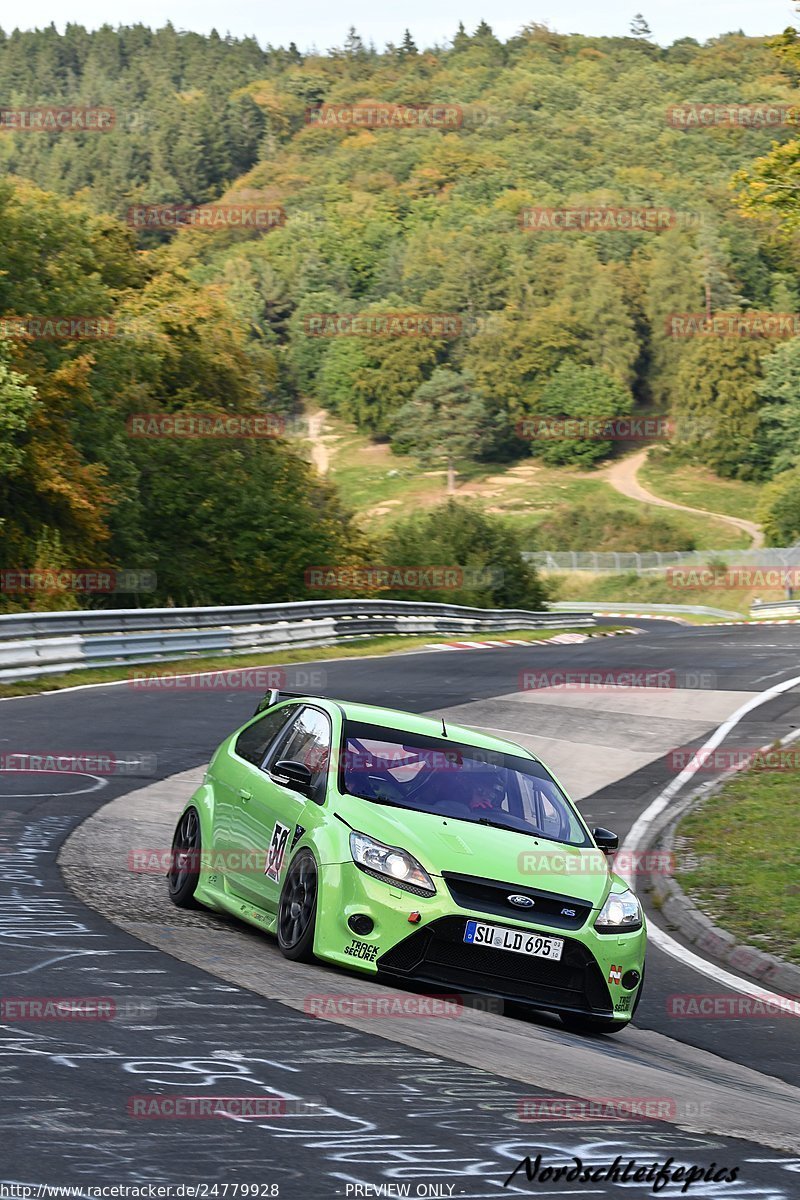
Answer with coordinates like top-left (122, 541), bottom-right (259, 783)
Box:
top-left (442, 872), bottom-right (593, 930)
top-left (377, 916), bottom-right (612, 1016)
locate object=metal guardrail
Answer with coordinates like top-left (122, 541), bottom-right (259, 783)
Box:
top-left (525, 547), bottom-right (800, 573)
top-left (750, 599), bottom-right (800, 618)
top-left (0, 599), bottom-right (596, 682)
top-left (550, 601), bottom-right (745, 619)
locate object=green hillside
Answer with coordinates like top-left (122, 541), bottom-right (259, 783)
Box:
top-left (3, 23), bottom-right (800, 609)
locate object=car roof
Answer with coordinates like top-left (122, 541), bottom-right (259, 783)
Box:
top-left (296, 697), bottom-right (535, 760)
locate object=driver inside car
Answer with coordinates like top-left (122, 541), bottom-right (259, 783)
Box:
top-left (414, 768), bottom-right (509, 818)
top-left (460, 771), bottom-right (507, 813)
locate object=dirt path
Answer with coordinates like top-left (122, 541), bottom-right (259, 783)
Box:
top-left (600, 449), bottom-right (764, 548)
top-left (306, 409), bottom-right (330, 476)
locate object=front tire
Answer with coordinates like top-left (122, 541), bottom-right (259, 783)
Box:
top-left (167, 807), bottom-right (201, 908)
top-left (559, 1012), bottom-right (627, 1036)
top-left (277, 850), bottom-right (318, 962)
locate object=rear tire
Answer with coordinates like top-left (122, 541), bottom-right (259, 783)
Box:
top-left (167, 807), bottom-right (201, 908)
top-left (277, 850), bottom-right (318, 962)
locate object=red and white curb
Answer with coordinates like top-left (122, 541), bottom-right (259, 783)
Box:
top-left (590, 611), bottom-right (688, 623)
top-left (713, 618), bottom-right (800, 626)
top-left (599, 612), bottom-right (800, 626)
top-left (425, 629), bottom-right (640, 651)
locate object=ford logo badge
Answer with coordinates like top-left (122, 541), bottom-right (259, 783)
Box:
top-left (507, 894), bottom-right (535, 908)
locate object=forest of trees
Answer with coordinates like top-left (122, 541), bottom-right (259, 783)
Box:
top-left (4, 20), bottom-right (800, 609)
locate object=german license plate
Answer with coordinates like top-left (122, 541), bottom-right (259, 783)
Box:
top-left (463, 920), bottom-right (564, 961)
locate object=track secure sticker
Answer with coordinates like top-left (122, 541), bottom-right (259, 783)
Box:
top-left (344, 939), bottom-right (378, 963)
top-left (608, 964), bottom-right (622, 985)
top-left (265, 821), bottom-right (291, 882)
top-left (615, 994), bottom-right (632, 1013)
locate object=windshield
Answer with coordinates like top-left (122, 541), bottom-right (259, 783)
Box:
top-left (339, 721), bottom-right (590, 847)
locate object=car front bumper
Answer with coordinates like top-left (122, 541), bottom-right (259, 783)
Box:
top-left (316, 862), bottom-right (645, 1022)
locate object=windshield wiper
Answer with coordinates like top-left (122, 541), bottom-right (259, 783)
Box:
top-left (476, 817), bottom-right (539, 837)
top-left (346, 792), bottom-right (408, 809)
top-left (475, 817), bottom-right (587, 846)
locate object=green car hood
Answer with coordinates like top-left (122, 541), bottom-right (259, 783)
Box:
top-left (333, 792), bottom-right (610, 907)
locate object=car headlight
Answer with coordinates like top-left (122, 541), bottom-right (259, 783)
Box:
top-left (350, 831), bottom-right (436, 897)
top-left (594, 887), bottom-right (642, 933)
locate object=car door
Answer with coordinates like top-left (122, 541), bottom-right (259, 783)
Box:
top-left (243, 705), bottom-right (333, 912)
top-left (213, 704), bottom-right (300, 895)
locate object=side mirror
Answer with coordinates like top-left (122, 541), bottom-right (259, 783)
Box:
top-left (593, 826), bottom-right (619, 854)
top-left (271, 759), bottom-right (314, 798)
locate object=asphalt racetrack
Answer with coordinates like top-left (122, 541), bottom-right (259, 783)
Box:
top-left (3, 617), bottom-right (800, 1197)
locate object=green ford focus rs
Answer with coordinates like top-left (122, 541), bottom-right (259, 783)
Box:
top-left (168, 690), bottom-right (646, 1034)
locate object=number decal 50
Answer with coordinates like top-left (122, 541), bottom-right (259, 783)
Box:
top-left (265, 821), bottom-right (291, 882)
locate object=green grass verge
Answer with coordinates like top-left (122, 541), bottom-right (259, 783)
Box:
top-left (675, 760), bottom-right (800, 966)
top-left (639, 453), bottom-right (763, 524)
top-left (0, 625), bottom-right (628, 700)
top-left (506, 481), bottom-right (751, 551)
top-left (308, 412), bottom-right (750, 550)
top-left (548, 571), bottom-right (756, 615)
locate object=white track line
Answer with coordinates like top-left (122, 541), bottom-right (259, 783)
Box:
top-left (620, 671), bottom-right (800, 1014)
top-left (0, 769), bottom-right (108, 797)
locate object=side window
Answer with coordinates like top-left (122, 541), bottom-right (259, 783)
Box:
top-left (518, 776), bottom-right (580, 842)
top-left (534, 788), bottom-right (563, 840)
top-left (234, 705), bottom-right (299, 768)
top-left (268, 707), bottom-right (332, 798)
